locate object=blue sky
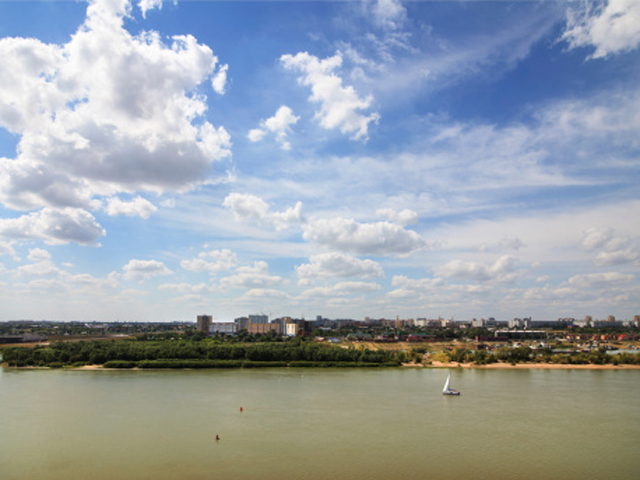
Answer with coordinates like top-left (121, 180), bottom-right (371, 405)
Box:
top-left (0, 0), bottom-right (639, 323)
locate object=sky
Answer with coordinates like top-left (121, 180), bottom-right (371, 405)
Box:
top-left (0, 0), bottom-right (639, 323)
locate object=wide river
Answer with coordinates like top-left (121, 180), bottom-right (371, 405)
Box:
top-left (0, 367), bottom-right (638, 479)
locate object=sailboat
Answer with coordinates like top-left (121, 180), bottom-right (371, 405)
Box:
top-left (442, 373), bottom-right (460, 396)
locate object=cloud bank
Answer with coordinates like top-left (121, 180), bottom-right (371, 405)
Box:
top-left (0, 0), bottom-right (230, 244)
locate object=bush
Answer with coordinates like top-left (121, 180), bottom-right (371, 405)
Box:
top-left (431, 352), bottom-right (451, 363)
top-left (137, 359), bottom-right (245, 369)
top-left (104, 360), bottom-right (138, 369)
top-left (288, 361), bottom-right (318, 368)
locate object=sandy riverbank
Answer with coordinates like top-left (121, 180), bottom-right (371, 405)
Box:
top-left (78, 362), bottom-right (640, 370)
top-left (420, 361), bottom-right (640, 370)
top-left (4, 362), bottom-right (640, 370)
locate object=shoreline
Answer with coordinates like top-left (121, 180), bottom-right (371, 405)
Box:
top-left (420, 361), bottom-right (640, 370)
top-left (3, 362), bottom-right (640, 371)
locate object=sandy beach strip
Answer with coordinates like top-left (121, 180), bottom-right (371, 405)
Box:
top-left (420, 361), bottom-right (640, 370)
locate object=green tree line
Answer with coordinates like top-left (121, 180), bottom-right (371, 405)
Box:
top-left (0, 338), bottom-right (405, 368)
top-left (431, 346), bottom-right (640, 366)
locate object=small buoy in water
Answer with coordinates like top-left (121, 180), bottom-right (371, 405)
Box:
top-left (215, 435), bottom-right (220, 441)
top-left (240, 407), bottom-right (243, 412)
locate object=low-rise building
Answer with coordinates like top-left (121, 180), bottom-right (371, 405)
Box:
top-left (509, 317), bottom-right (531, 329)
top-left (472, 318), bottom-right (507, 328)
top-left (209, 322), bottom-right (237, 335)
top-left (495, 329), bottom-right (548, 340)
top-left (248, 323), bottom-right (280, 335)
top-left (592, 319), bottom-right (624, 329)
top-left (285, 323), bottom-right (300, 337)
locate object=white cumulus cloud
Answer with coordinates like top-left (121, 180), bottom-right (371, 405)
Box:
top-left (248, 105), bottom-right (300, 150)
top-left (580, 227), bottom-right (639, 266)
top-left (27, 248), bottom-right (52, 262)
top-left (376, 208), bottom-right (418, 226)
top-left (212, 63), bottom-right (228, 94)
top-left (302, 217), bottom-right (426, 256)
top-left (563, 0), bottom-right (640, 59)
top-left (435, 255), bottom-right (519, 283)
top-left (223, 193), bottom-right (269, 222)
top-left (16, 260), bottom-right (60, 278)
top-left (0, 0), bottom-right (231, 242)
top-left (296, 252), bottom-right (384, 285)
top-left (106, 196), bottom-right (157, 219)
top-left (123, 259), bottom-right (172, 281)
top-left (581, 227), bottom-right (614, 251)
top-left (16, 250), bottom-right (61, 277)
top-left (0, 208), bottom-right (105, 245)
top-left (219, 261), bottom-right (284, 289)
top-left (138, 0), bottom-right (162, 18)
top-left (281, 51), bottom-right (380, 140)
top-left (223, 193), bottom-right (304, 231)
top-left (568, 271), bottom-right (634, 289)
top-left (181, 248), bottom-right (238, 274)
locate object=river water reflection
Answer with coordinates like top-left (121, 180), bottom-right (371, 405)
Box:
top-left (1, 367), bottom-right (638, 479)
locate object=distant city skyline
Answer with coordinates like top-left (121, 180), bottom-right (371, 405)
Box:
top-left (3, 312), bottom-right (639, 326)
top-left (0, 0), bottom-right (639, 322)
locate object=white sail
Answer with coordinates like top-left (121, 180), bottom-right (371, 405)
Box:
top-left (443, 374), bottom-right (451, 393)
top-left (443, 373), bottom-right (460, 395)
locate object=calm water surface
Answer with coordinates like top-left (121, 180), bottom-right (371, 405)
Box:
top-left (0, 367), bottom-right (638, 479)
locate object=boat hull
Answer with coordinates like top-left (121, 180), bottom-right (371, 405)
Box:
top-left (443, 390), bottom-right (460, 396)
